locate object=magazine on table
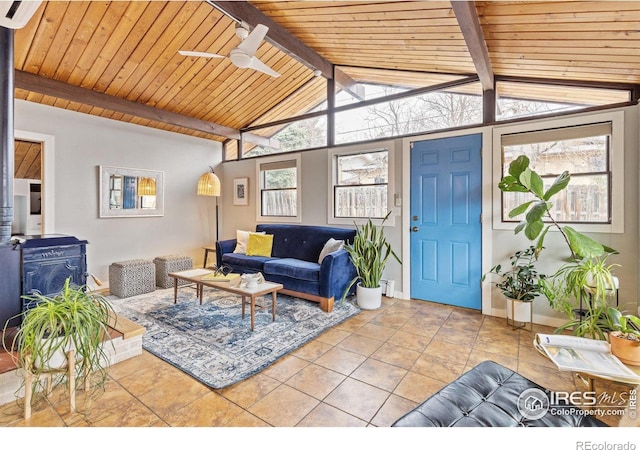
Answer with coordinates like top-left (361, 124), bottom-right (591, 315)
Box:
top-left (534, 333), bottom-right (640, 383)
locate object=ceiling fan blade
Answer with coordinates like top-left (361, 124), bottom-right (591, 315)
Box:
top-left (178, 50), bottom-right (225, 59)
top-left (248, 57), bottom-right (280, 78)
top-left (237, 24), bottom-right (269, 57)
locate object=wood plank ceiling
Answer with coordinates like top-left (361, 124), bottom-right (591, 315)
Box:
top-left (11, 1), bottom-right (640, 149)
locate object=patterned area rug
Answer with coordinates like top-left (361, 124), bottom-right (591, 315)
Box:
top-left (107, 287), bottom-right (360, 389)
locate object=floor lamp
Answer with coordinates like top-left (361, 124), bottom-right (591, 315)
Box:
top-left (197, 168), bottom-right (221, 242)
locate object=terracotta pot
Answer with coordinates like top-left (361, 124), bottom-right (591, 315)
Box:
top-left (609, 332), bottom-right (640, 366)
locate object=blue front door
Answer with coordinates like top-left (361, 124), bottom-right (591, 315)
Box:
top-left (410, 134), bottom-right (482, 309)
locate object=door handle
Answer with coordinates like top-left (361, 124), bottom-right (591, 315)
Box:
top-left (412, 226), bottom-right (419, 232)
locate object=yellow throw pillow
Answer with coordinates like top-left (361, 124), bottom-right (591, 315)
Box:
top-left (233, 229), bottom-right (265, 254)
top-left (246, 232), bottom-right (274, 257)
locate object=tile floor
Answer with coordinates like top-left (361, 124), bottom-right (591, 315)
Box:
top-left (0, 296), bottom-right (635, 428)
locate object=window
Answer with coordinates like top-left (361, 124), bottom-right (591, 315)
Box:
top-left (257, 155), bottom-right (301, 222)
top-left (335, 83), bottom-right (482, 145)
top-left (329, 147), bottom-right (394, 225)
top-left (493, 111), bottom-right (624, 233)
top-left (496, 81), bottom-right (631, 121)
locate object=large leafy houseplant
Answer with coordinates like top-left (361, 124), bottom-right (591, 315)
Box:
top-left (498, 155), bottom-right (619, 338)
top-left (2, 277), bottom-right (115, 400)
top-left (482, 246), bottom-right (545, 302)
top-left (342, 211), bottom-right (401, 307)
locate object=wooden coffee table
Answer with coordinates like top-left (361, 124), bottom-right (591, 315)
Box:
top-left (168, 268), bottom-right (283, 331)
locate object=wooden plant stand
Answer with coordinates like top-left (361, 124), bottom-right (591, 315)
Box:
top-left (23, 350), bottom-right (89, 419)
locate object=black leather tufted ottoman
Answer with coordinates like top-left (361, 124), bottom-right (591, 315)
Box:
top-left (392, 360), bottom-right (607, 427)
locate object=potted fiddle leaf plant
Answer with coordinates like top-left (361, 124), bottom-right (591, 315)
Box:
top-left (2, 277), bottom-right (115, 404)
top-left (498, 155), bottom-right (619, 336)
top-left (342, 211), bottom-right (401, 310)
top-left (482, 246), bottom-right (545, 329)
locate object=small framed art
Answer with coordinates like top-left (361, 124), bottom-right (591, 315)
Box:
top-left (233, 178), bottom-right (249, 206)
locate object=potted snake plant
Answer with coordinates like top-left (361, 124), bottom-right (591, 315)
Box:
top-left (342, 211), bottom-right (401, 309)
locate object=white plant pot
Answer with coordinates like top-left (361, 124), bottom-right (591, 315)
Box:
top-left (505, 296), bottom-right (532, 331)
top-left (356, 284), bottom-right (382, 310)
top-left (33, 337), bottom-right (74, 370)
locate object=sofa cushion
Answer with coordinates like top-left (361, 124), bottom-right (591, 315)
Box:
top-left (318, 238), bottom-right (345, 263)
top-left (263, 258), bottom-right (320, 282)
top-left (247, 233), bottom-right (274, 257)
top-left (222, 253), bottom-right (275, 272)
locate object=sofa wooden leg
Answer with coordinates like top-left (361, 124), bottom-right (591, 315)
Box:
top-left (320, 297), bottom-right (334, 313)
top-left (279, 289), bottom-right (334, 313)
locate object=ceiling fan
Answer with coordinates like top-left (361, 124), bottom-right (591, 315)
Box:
top-left (179, 23), bottom-right (280, 78)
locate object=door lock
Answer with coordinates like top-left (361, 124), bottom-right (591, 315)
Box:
top-left (412, 215), bottom-right (418, 221)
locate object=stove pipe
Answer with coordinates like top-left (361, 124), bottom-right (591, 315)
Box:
top-left (0, 26), bottom-right (14, 244)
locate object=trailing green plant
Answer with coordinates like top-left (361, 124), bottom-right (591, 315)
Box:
top-left (482, 246), bottom-right (546, 302)
top-left (341, 211), bottom-right (401, 301)
top-left (2, 277), bottom-right (115, 399)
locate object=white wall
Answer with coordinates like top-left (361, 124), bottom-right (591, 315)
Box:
top-left (14, 100), bottom-right (223, 286)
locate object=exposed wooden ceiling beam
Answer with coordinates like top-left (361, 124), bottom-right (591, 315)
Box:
top-left (451, 1), bottom-right (494, 91)
top-left (14, 70), bottom-right (273, 147)
top-left (210, 1), bottom-right (365, 100)
top-left (334, 67), bottom-right (365, 101)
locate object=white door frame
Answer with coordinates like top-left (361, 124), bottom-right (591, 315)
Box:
top-left (401, 126), bottom-right (493, 316)
top-left (15, 129), bottom-right (55, 234)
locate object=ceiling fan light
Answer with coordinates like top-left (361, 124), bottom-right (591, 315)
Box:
top-left (229, 49), bottom-right (251, 69)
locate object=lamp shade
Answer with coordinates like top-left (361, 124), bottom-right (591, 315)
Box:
top-left (197, 171), bottom-right (221, 196)
top-left (138, 177), bottom-right (156, 195)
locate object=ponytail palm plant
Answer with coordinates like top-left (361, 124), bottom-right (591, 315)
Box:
top-left (342, 211), bottom-right (401, 300)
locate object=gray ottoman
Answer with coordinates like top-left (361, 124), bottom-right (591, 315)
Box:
top-left (109, 259), bottom-right (156, 298)
top-left (153, 254), bottom-right (193, 288)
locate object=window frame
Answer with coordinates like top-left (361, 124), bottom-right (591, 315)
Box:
top-left (255, 154), bottom-right (302, 223)
top-left (328, 145), bottom-right (395, 226)
top-left (491, 110), bottom-right (624, 234)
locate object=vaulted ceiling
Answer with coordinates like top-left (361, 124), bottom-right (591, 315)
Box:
top-left (11, 1), bottom-right (640, 149)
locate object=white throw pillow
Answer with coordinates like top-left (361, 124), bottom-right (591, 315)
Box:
top-left (318, 238), bottom-right (345, 264)
top-left (233, 230), bottom-right (265, 254)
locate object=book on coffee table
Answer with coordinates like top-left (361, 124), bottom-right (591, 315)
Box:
top-left (201, 272), bottom-right (240, 282)
top-left (535, 333), bottom-right (640, 383)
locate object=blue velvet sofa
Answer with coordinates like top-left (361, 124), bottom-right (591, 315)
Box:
top-left (216, 224), bottom-right (357, 312)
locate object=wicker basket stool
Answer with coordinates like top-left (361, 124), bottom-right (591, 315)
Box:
top-left (153, 255), bottom-right (194, 288)
top-left (109, 259), bottom-right (156, 298)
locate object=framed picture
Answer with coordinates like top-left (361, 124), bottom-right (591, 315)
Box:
top-left (234, 178), bottom-right (249, 206)
top-left (99, 165), bottom-right (164, 218)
